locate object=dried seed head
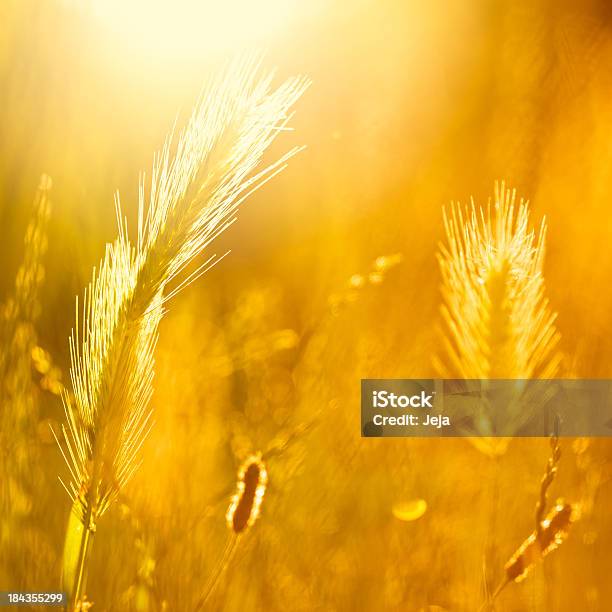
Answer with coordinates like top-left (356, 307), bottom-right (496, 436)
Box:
top-left (505, 501), bottom-right (575, 583)
top-left (226, 454), bottom-right (268, 534)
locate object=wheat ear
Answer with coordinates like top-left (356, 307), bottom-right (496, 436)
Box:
top-left (55, 58), bottom-right (308, 608)
top-left (436, 181), bottom-right (561, 379)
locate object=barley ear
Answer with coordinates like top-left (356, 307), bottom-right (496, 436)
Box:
top-left (437, 181), bottom-right (561, 379)
top-left (54, 58), bottom-right (308, 609)
top-left (436, 182), bottom-right (561, 454)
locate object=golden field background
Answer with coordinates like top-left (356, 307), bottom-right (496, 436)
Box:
top-left (1, 1), bottom-right (612, 610)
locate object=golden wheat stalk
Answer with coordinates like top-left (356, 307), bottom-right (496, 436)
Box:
top-left (436, 181), bottom-right (561, 379)
top-left (482, 430), bottom-right (576, 610)
top-left (54, 58), bottom-right (308, 607)
top-left (437, 182), bottom-right (565, 600)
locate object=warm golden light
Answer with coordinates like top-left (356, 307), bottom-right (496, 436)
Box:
top-left (90, 0), bottom-right (306, 57)
top-left (2, 1), bottom-right (612, 610)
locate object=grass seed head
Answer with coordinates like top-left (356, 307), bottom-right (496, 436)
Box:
top-left (226, 454), bottom-right (268, 534)
top-left (504, 501), bottom-right (575, 583)
top-left (56, 59), bottom-right (308, 522)
top-left (437, 181), bottom-right (561, 379)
